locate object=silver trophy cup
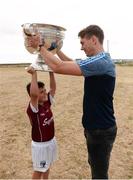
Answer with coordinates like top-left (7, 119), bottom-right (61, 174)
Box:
top-left (22, 23), bottom-right (66, 71)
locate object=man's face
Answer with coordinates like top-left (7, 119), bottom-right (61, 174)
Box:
top-left (38, 87), bottom-right (47, 102)
top-left (80, 36), bottom-right (95, 56)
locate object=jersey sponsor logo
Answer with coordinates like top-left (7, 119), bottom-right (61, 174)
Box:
top-left (43, 116), bottom-right (53, 126)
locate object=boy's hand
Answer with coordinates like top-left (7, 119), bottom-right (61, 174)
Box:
top-left (27, 66), bottom-right (36, 74)
top-left (49, 71), bottom-right (54, 75)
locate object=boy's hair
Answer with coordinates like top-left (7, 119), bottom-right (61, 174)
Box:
top-left (78, 25), bottom-right (104, 44)
top-left (26, 81), bottom-right (45, 96)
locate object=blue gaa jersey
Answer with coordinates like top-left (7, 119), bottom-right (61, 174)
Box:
top-left (76, 52), bottom-right (116, 130)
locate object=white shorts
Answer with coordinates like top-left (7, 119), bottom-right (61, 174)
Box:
top-left (31, 137), bottom-right (58, 172)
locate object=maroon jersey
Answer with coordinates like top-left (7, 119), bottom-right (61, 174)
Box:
top-left (27, 93), bottom-right (55, 142)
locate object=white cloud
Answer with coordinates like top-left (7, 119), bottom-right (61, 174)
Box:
top-left (0, 0), bottom-right (133, 63)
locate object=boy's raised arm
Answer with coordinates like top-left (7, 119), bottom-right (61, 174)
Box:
top-left (27, 66), bottom-right (39, 109)
top-left (49, 72), bottom-right (56, 97)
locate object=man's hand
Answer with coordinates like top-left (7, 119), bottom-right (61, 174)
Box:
top-left (26, 34), bottom-right (62, 53)
top-left (56, 40), bottom-right (63, 52)
top-left (27, 66), bottom-right (36, 75)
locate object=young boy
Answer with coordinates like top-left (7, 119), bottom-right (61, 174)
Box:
top-left (26, 66), bottom-right (57, 179)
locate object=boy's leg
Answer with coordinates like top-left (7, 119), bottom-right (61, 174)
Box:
top-left (32, 169), bottom-right (49, 179)
top-left (42, 169), bottom-right (50, 179)
top-left (32, 171), bottom-right (42, 179)
top-left (31, 138), bottom-right (57, 179)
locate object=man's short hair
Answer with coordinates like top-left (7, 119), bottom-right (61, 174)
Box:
top-left (78, 25), bottom-right (104, 44)
top-left (26, 81), bottom-right (45, 96)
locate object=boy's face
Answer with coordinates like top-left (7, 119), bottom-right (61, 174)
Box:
top-left (38, 87), bottom-right (47, 102)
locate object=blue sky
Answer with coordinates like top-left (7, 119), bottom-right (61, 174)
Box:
top-left (0, 0), bottom-right (133, 63)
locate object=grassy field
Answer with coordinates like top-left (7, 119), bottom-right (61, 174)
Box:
top-left (0, 65), bottom-right (133, 179)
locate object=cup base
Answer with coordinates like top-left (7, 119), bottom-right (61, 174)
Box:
top-left (26, 62), bottom-right (53, 72)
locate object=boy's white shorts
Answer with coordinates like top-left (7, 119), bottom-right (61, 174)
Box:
top-left (31, 137), bottom-right (58, 172)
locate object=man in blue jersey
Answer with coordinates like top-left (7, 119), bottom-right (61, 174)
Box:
top-left (27, 25), bottom-right (117, 179)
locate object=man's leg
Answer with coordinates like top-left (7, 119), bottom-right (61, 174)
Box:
top-left (84, 126), bottom-right (117, 179)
